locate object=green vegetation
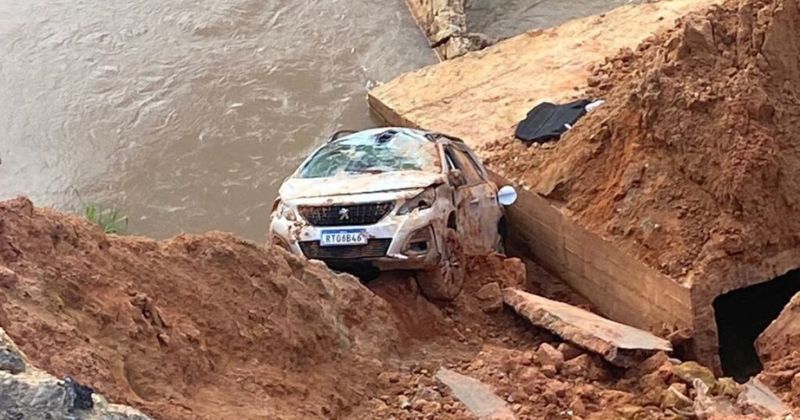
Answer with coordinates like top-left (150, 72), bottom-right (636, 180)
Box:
top-left (84, 204), bottom-right (129, 234)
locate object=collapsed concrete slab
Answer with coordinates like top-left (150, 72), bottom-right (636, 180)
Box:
top-left (503, 288), bottom-right (672, 367)
top-left (435, 367), bottom-right (516, 419)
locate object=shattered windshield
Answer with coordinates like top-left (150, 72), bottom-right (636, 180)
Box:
top-left (299, 131), bottom-right (441, 178)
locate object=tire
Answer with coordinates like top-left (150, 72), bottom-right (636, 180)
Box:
top-left (416, 228), bottom-right (465, 301)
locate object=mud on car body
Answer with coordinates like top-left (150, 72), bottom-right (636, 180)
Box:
top-left (269, 127), bottom-right (517, 300)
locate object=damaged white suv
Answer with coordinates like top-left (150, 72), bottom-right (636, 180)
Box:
top-left (269, 128), bottom-right (517, 300)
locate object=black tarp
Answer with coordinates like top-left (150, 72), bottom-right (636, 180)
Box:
top-left (514, 99), bottom-right (591, 144)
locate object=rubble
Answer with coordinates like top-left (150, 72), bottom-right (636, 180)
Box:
top-left (503, 288), bottom-right (672, 367)
top-left (375, 0), bottom-right (800, 375)
top-left (435, 368), bottom-right (515, 419)
top-left (1, 196), bottom-right (792, 418)
top-left (739, 378), bottom-right (793, 418)
top-left (475, 282), bottom-right (504, 313)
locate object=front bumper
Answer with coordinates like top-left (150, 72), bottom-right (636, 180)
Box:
top-left (270, 207), bottom-right (443, 271)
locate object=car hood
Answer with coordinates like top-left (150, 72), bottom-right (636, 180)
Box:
top-left (279, 171), bottom-right (445, 200)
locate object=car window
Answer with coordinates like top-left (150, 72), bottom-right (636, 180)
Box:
top-left (459, 146), bottom-right (488, 179)
top-left (299, 131), bottom-right (440, 178)
top-left (446, 146), bottom-right (482, 185)
top-left (444, 148), bottom-right (461, 172)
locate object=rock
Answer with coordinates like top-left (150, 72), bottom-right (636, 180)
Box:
top-left (535, 343), bottom-right (564, 369)
top-left (660, 384), bottom-right (692, 411)
top-left (637, 371), bottom-right (669, 405)
top-left (414, 386), bottom-right (441, 402)
top-left (631, 351), bottom-right (669, 376)
top-left (0, 265), bottom-right (18, 289)
top-left (540, 364), bottom-right (557, 378)
top-left (0, 327), bottom-right (150, 420)
top-left (475, 282), bottom-right (503, 313)
top-left (412, 398), bottom-right (441, 414)
top-left (569, 396), bottom-right (587, 417)
top-left (715, 377), bottom-right (741, 399)
top-left (615, 404), bottom-right (644, 419)
top-left (672, 361), bottom-right (717, 390)
top-left (398, 395), bottom-right (412, 410)
top-left (0, 330), bottom-right (26, 375)
top-left (561, 354), bottom-right (609, 381)
top-left (501, 258), bottom-right (526, 288)
top-left (556, 342), bottom-right (583, 361)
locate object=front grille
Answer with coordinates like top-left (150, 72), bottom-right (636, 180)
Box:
top-left (300, 239), bottom-right (391, 260)
top-left (298, 202), bottom-right (394, 226)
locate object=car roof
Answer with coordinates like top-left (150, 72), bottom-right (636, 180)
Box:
top-left (329, 127), bottom-right (465, 146)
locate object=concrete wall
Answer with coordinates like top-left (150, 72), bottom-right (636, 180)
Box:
top-left (492, 172), bottom-right (694, 336)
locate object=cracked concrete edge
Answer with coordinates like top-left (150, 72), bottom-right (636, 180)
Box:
top-left (403, 0), bottom-right (493, 60)
top-left (503, 288), bottom-right (672, 368)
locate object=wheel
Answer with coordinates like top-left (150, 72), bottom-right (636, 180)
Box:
top-left (416, 228), bottom-right (465, 301)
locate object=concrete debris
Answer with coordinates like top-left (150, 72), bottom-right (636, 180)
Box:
top-left (535, 343), bottom-right (564, 370)
top-left (0, 327), bottom-right (150, 420)
top-left (475, 282), bottom-right (504, 313)
top-left (503, 288), bottom-right (672, 367)
top-left (672, 361), bottom-right (718, 391)
top-left (739, 378), bottom-right (793, 418)
top-left (435, 367), bottom-right (516, 419)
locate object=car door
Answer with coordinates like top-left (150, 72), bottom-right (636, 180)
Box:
top-left (444, 145), bottom-right (500, 254)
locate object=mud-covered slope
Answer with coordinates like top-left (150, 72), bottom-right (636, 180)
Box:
top-left (483, 0), bottom-right (800, 285)
top-left (0, 197), bottom-right (400, 419)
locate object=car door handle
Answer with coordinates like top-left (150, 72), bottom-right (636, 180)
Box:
top-left (470, 198), bottom-right (480, 205)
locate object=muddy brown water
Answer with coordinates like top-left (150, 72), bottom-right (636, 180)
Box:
top-left (466, 0), bottom-right (642, 40)
top-left (1, 0), bottom-right (631, 240)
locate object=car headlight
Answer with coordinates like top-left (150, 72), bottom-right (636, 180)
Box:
top-left (272, 199), bottom-right (297, 221)
top-left (397, 188), bottom-right (436, 215)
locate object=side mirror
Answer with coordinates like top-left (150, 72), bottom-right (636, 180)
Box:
top-left (448, 169), bottom-right (467, 187)
top-left (497, 186), bottom-right (518, 206)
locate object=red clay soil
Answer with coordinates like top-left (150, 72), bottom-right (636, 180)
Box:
top-left (0, 197), bottom-right (783, 418)
top-left (0, 197), bottom-right (401, 419)
top-left (482, 0), bottom-right (800, 285)
top-left (757, 292), bottom-right (800, 407)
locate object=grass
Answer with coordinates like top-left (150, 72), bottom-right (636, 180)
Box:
top-left (83, 203), bottom-right (129, 234)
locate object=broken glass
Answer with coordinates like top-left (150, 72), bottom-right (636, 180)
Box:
top-left (299, 131), bottom-right (440, 178)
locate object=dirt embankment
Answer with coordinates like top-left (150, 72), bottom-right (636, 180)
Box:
top-left (482, 0), bottom-right (800, 285)
top-left (2, 197), bottom-right (789, 418)
top-left (0, 197), bottom-right (401, 419)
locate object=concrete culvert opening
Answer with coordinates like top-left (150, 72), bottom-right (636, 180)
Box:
top-left (713, 268), bottom-right (800, 382)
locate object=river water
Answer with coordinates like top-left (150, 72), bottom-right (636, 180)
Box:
top-left (0, 0), bottom-right (632, 240)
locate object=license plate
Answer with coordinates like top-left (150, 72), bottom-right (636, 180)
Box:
top-left (320, 229), bottom-right (368, 247)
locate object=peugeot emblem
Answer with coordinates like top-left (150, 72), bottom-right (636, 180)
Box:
top-left (339, 208), bottom-right (350, 221)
